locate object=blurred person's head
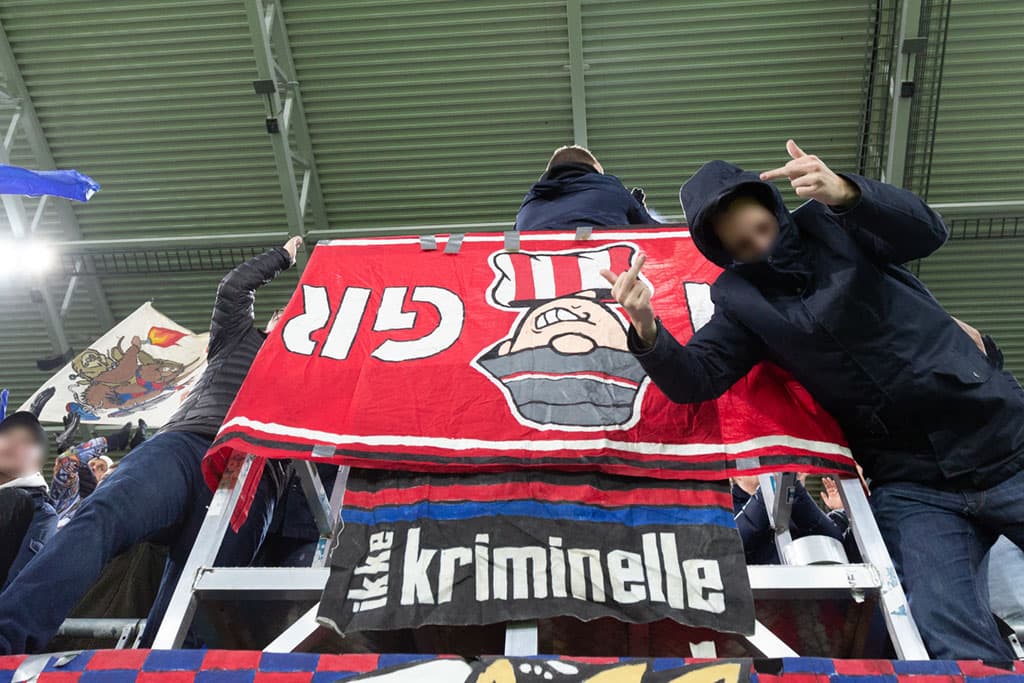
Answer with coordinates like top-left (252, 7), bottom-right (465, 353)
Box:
top-left (89, 454), bottom-right (113, 481)
top-left (708, 192), bottom-right (781, 264)
top-left (0, 412), bottom-right (47, 484)
top-left (546, 145), bottom-right (604, 175)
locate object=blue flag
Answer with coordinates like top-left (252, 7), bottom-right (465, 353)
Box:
top-left (0, 164), bottom-right (99, 202)
top-left (0, 388), bottom-right (8, 420)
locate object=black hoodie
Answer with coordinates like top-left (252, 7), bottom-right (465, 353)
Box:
top-left (629, 160), bottom-right (1024, 490)
top-left (515, 164), bottom-right (658, 232)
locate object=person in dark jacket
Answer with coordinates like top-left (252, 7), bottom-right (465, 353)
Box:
top-left (731, 475), bottom-right (848, 565)
top-left (0, 237), bottom-right (302, 655)
top-left (0, 411), bottom-right (56, 589)
top-left (601, 140), bottom-right (1024, 659)
top-left (515, 145), bottom-right (658, 232)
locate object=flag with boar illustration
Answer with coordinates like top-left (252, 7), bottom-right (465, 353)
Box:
top-left (22, 302), bottom-right (207, 426)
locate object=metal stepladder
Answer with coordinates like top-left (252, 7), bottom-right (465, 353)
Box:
top-left (152, 454), bottom-right (929, 659)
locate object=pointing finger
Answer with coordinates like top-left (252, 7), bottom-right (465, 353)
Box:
top-left (787, 139), bottom-right (806, 159)
top-left (760, 166), bottom-right (790, 181)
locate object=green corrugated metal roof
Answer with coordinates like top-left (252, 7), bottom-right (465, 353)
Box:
top-left (0, 0), bottom-right (1019, 414)
top-left (582, 0), bottom-right (874, 219)
top-left (927, 0), bottom-right (1024, 203)
top-left (282, 0), bottom-right (575, 232)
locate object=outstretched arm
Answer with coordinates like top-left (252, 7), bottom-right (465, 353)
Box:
top-left (209, 236), bottom-right (301, 356)
top-left (601, 254), bottom-right (765, 403)
top-left (761, 139), bottom-right (948, 263)
top-left (627, 312), bottom-right (766, 403)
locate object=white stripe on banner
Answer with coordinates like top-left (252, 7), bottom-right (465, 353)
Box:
top-left (581, 249), bottom-right (611, 291)
top-left (220, 415), bottom-right (853, 459)
top-left (532, 255), bottom-right (556, 300)
top-left (319, 231), bottom-right (692, 248)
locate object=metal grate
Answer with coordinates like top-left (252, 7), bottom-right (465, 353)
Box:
top-left (856, 0), bottom-right (901, 179)
top-left (58, 245), bottom-right (276, 277)
top-left (945, 214), bottom-right (1023, 241)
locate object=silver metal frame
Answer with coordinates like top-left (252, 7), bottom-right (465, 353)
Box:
top-left (244, 0), bottom-right (328, 244)
top-left (156, 455), bottom-right (928, 659)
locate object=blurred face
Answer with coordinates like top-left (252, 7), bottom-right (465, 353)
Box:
top-left (89, 458), bottom-right (109, 480)
top-left (713, 196), bottom-right (780, 264)
top-left (0, 427), bottom-right (43, 480)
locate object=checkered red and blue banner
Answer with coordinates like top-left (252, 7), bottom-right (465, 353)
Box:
top-left (2, 650), bottom-right (1021, 683)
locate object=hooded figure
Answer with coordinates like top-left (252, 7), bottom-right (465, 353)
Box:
top-left (515, 145), bottom-right (658, 232)
top-left (622, 155), bottom-right (1024, 660)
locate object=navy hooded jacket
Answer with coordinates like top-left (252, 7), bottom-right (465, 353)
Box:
top-left (515, 163), bottom-right (658, 232)
top-left (629, 160), bottom-right (1024, 490)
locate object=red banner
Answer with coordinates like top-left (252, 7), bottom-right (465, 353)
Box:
top-left (204, 228), bottom-right (853, 490)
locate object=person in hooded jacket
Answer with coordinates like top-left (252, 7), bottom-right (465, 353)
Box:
top-left (600, 140), bottom-right (1024, 660)
top-left (515, 145), bottom-right (658, 232)
top-left (0, 237), bottom-right (303, 655)
top-left (0, 412), bottom-right (56, 589)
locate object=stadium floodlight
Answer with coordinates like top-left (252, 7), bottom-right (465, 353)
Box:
top-left (0, 239), bottom-right (54, 278)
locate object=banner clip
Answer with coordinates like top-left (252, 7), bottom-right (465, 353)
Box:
top-left (419, 235), bottom-right (437, 251)
top-left (503, 231), bottom-right (520, 253)
top-left (444, 233), bottom-right (465, 254)
top-left (311, 444), bottom-right (335, 459)
top-left (574, 225), bottom-right (593, 240)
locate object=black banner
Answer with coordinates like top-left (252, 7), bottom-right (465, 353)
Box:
top-left (319, 510), bottom-right (753, 636)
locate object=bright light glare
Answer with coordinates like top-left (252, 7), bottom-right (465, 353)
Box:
top-left (0, 239), bottom-right (55, 278)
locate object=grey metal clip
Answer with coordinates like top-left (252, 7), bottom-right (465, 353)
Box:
top-left (574, 225), bottom-right (593, 240)
top-left (503, 230), bottom-right (520, 252)
top-left (419, 235), bottom-right (437, 251)
top-left (444, 233), bottom-right (465, 254)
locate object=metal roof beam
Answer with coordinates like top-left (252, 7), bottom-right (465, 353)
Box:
top-left (566, 0), bottom-right (589, 147)
top-left (244, 0), bottom-right (328, 245)
top-left (883, 0), bottom-right (924, 187)
top-left (0, 17), bottom-right (115, 341)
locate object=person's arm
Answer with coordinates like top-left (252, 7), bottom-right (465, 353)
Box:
top-left (628, 311), bottom-right (766, 403)
top-left (209, 237), bottom-right (300, 356)
top-left (789, 482), bottom-right (844, 542)
top-left (760, 139), bottom-right (948, 264)
top-left (732, 485), bottom-right (778, 565)
top-left (602, 254), bottom-right (765, 404)
top-left (626, 187), bottom-right (659, 226)
top-left (830, 173), bottom-right (948, 263)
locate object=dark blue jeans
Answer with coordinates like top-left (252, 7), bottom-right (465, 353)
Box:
top-left (0, 431), bottom-right (274, 654)
top-left (872, 468), bottom-right (1024, 660)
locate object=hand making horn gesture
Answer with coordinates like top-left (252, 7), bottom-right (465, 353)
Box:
top-left (600, 253), bottom-right (657, 346)
top-left (759, 139), bottom-right (860, 209)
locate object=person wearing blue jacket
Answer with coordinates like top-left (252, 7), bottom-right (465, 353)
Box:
top-left (601, 140), bottom-right (1024, 660)
top-left (515, 145), bottom-right (658, 231)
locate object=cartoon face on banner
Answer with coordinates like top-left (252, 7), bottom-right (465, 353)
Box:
top-left (474, 244), bottom-right (652, 430)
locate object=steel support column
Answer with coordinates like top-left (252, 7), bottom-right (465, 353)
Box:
top-left (244, 0), bottom-right (328, 243)
top-left (566, 0), bottom-right (589, 147)
top-left (883, 0), bottom-right (925, 187)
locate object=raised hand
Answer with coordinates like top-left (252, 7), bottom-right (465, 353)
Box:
top-left (820, 476), bottom-right (844, 511)
top-left (283, 235), bottom-right (304, 264)
top-left (760, 139), bottom-right (860, 208)
top-left (600, 253), bottom-right (657, 346)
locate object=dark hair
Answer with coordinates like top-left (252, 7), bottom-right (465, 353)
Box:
top-left (546, 145), bottom-right (601, 173)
